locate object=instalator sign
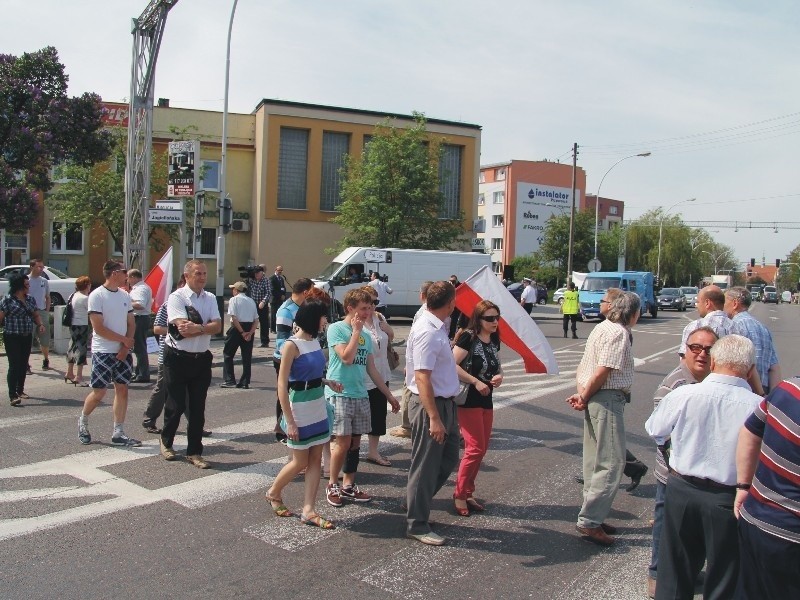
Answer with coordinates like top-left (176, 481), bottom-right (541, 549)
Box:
top-left (167, 140), bottom-right (199, 197)
top-left (515, 182), bottom-right (578, 256)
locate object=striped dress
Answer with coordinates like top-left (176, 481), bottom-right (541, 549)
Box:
top-left (281, 336), bottom-right (330, 449)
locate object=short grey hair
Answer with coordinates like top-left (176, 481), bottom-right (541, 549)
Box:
top-left (606, 291), bottom-right (641, 325)
top-left (725, 286), bottom-right (752, 308)
top-left (710, 334), bottom-right (755, 376)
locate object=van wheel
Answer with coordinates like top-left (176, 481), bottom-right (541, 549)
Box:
top-left (650, 304), bottom-right (658, 318)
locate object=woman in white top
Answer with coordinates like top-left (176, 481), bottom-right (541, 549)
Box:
top-left (362, 286), bottom-right (395, 466)
top-left (65, 276), bottom-right (92, 386)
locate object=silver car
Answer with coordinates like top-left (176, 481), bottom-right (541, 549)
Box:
top-left (680, 286), bottom-right (699, 308)
top-left (553, 287), bottom-right (567, 305)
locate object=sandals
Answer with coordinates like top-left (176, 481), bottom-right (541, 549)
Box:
top-left (365, 455), bottom-right (392, 467)
top-left (453, 497), bottom-right (470, 517)
top-left (466, 497), bottom-right (485, 512)
top-left (301, 513), bottom-right (335, 529)
top-left (265, 493), bottom-right (293, 517)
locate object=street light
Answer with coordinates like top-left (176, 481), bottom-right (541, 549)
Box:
top-left (656, 197), bottom-right (695, 284)
top-left (593, 152), bottom-right (651, 261)
top-left (701, 250), bottom-right (725, 274)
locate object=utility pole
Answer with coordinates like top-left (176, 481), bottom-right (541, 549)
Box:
top-left (566, 142), bottom-right (578, 286)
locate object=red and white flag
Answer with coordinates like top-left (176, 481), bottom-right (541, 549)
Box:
top-left (144, 246), bottom-right (173, 313)
top-left (455, 266), bottom-right (559, 374)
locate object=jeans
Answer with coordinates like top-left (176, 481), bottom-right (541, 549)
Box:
top-left (4, 333), bottom-right (32, 397)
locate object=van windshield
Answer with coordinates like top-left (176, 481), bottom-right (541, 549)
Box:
top-left (581, 277), bottom-right (620, 292)
top-left (316, 262), bottom-right (343, 280)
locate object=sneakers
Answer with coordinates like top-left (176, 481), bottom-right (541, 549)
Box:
top-left (10, 395), bottom-right (21, 407)
top-left (79, 424), bottom-right (91, 445)
top-left (340, 484), bottom-right (372, 503)
top-left (160, 440), bottom-right (177, 461)
top-left (389, 426), bottom-right (411, 439)
top-left (407, 531), bottom-right (446, 546)
top-left (142, 420), bottom-right (162, 434)
top-left (186, 454), bottom-right (210, 469)
top-left (111, 433), bottom-right (142, 447)
top-left (42, 358), bottom-right (50, 371)
top-left (326, 483), bottom-right (343, 507)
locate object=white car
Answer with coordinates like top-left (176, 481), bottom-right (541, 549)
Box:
top-left (680, 286), bottom-right (699, 308)
top-left (553, 287), bottom-right (567, 305)
top-left (0, 265), bottom-right (78, 307)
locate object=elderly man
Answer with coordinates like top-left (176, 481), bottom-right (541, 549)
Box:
top-left (127, 268), bottom-right (153, 383)
top-left (406, 281), bottom-right (461, 546)
top-left (678, 285), bottom-right (732, 355)
top-left (646, 335), bottom-right (762, 600)
top-left (733, 377), bottom-right (800, 600)
top-left (724, 286), bottom-right (781, 394)
top-left (519, 278), bottom-right (537, 314)
top-left (646, 326), bottom-right (717, 598)
top-left (221, 281), bottom-right (258, 389)
top-left (567, 290), bottom-right (640, 546)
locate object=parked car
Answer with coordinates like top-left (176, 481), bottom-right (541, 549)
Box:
top-left (552, 287), bottom-right (567, 305)
top-left (0, 265), bottom-right (78, 307)
top-left (657, 287), bottom-right (687, 311)
top-left (505, 281), bottom-right (548, 305)
top-left (680, 286), bottom-right (699, 308)
top-left (762, 285), bottom-right (780, 304)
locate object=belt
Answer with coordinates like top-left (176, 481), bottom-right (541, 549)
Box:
top-left (289, 378), bottom-right (323, 391)
top-left (669, 469), bottom-right (735, 492)
top-left (410, 392), bottom-right (455, 402)
top-left (165, 345), bottom-right (208, 359)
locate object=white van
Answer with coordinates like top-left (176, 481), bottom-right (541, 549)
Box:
top-left (313, 247), bottom-right (491, 317)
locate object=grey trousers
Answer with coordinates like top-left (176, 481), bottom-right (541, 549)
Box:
top-left (406, 393), bottom-right (460, 535)
top-left (577, 389), bottom-right (626, 528)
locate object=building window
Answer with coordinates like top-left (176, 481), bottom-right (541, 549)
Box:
top-left (50, 222), bottom-right (84, 254)
top-left (478, 193), bottom-right (485, 205)
top-left (495, 167), bottom-right (506, 181)
top-left (188, 227), bottom-right (217, 258)
top-left (320, 131), bottom-right (350, 211)
top-left (201, 160), bottom-right (221, 191)
top-left (493, 191), bottom-right (505, 204)
top-left (609, 205), bottom-right (618, 215)
top-left (492, 214), bottom-right (504, 227)
top-left (479, 171), bottom-right (485, 183)
top-left (491, 238), bottom-right (503, 250)
top-left (438, 144), bottom-right (462, 219)
top-left (493, 261), bottom-right (502, 274)
top-left (277, 127), bottom-right (309, 209)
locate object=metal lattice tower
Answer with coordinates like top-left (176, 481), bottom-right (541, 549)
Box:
top-left (124, 0), bottom-right (179, 270)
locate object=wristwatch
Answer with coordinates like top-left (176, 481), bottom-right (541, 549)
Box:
top-left (735, 483), bottom-right (751, 490)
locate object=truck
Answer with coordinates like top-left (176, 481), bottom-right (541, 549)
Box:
top-left (578, 271), bottom-right (657, 320)
top-left (313, 247), bottom-right (492, 318)
top-left (711, 274), bottom-right (733, 290)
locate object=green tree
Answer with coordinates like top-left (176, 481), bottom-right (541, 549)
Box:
top-left (776, 243), bottom-right (800, 291)
top-left (333, 113), bottom-right (466, 250)
top-left (0, 46), bottom-right (111, 231)
top-left (538, 209), bottom-right (595, 274)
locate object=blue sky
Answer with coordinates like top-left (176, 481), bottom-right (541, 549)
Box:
top-left (5, 0), bottom-right (799, 264)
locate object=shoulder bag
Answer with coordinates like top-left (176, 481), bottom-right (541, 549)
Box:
top-left (454, 332), bottom-right (477, 406)
top-left (62, 293), bottom-right (76, 327)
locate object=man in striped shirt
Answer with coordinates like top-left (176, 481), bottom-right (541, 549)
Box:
top-left (733, 377), bottom-right (800, 599)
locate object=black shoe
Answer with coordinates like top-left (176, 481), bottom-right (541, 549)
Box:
top-left (130, 376), bottom-right (140, 383)
top-left (202, 429), bottom-right (212, 437)
top-left (220, 382), bottom-right (237, 388)
top-left (575, 475), bottom-right (584, 485)
top-left (259, 343), bottom-right (269, 348)
top-left (564, 332), bottom-right (568, 338)
top-left (142, 420), bottom-right (162, 434)
top-left (572, 333), bottom-right (578, 339)
top-left (236, 382), bottom-right (250, 389)
top-left (42, 359), bottom-right (50, 371)
top-left (626, 464), bottom-right (648, 492)
top-left (26, 365), bottom-right (33, 375)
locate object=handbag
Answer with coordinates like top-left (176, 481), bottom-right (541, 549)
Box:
top-left (387, 345), bottom-right (400, 371)
top-left (62, 293), bottom-right (75, 327)
top-left (454, 333), bottom-right (477, 406)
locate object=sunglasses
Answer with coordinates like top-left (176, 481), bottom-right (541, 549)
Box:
top-left (687, 343), bottom-right (714, 355)
top-left (480, 315), bottom-right (500, 322)
top-left (371, 300), bottom-right (380, 305)
top-left (600, 299), bottom-right (610, 304)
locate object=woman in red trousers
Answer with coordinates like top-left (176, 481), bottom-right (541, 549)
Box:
top-left (452, 300), bottom-right (503, 515)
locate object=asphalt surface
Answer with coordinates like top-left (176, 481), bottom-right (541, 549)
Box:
top-left (1, 302), bottom-right (797, 600)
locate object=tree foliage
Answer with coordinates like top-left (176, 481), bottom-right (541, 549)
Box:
top-left (0, 46), bottom-right (111, 231)
top-left (333, 113), bottom-right (466, 250)
top-left (776, 243), bottom-right (800, 291)
top-left (537, 209), bottom-right (596, 273)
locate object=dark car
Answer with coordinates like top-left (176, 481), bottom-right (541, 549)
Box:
top-left (657, 287), bottom-right (687, 311)
top-left (506, 282), bottom-right (547, 304)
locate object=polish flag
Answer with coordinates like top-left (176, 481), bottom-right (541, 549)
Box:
top-left (144, 247), bottom-right (173, 313)
top-left (455, 266), bottom-right (559, 374)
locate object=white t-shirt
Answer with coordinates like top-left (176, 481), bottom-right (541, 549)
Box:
top-left (129, 281), bottom-right (153, 316)
top-left (88, 286), bottom-right (133, 354)
top-left (521, 284), bottom-right (537, 304)
top-left (364, 313), bottom-right (391, 388)
top-left (70, 291), bottom-right (90, 326)
top-left (28, 275), bottom-right (49, 310)
top-left (228, 293), bottom-right (258, 323)
top-left (368, 279), bottom-right (393, 307)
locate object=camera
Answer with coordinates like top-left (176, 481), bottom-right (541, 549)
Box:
top-left (239, 264), bottom-right (264, 279)
top-left (369, 270), bottom-right (389, 283)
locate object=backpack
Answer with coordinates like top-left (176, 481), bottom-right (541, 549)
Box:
top-left (62, 293), bottom-right (75, 327)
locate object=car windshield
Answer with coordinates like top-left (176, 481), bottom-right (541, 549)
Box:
top-left (46, 267), bottom-right (69, 278)
top-left (316, 261), bottom-right (343, 280)
top-left (581, 277), bottom-right (619, 292)
top-left (765, 286), bottom-right (777, 292)
top-left (681, 287), bottom-right (698, 294)
top-left (660, 288), bottom-right (680, 295)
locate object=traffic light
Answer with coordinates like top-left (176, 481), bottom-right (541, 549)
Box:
top-left (219, 196), bottom-right (232, 234)
top-left (750, 258), bottom-right (755, 268)
top-left (776, 258), bottom-right (781, 268)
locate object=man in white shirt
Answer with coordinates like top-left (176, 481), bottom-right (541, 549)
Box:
top-left (678, 285), bottom-right (733, 355)
top-left (368, 272), bottom-right (393, 316)
top-left (646, 334), bottom-right (762, 600)
top-left (78, 260), bottom-right (139, 447)
top-left (27, 258), bottom-right (51, 370)
top-left (519, 278), bottom-right (537, 315)
top-left (221, 281), bottom-right (258, 389)
top-left (127, 268), bottom-right (153, 383)
top-left (160, 260), bottom-right (222, 469)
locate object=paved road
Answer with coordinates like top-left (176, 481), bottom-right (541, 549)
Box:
top-left (1, 302), bottom-right (797, 599)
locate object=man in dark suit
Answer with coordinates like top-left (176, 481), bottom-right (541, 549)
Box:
top-left (268, 265), bottom-right (287, 334)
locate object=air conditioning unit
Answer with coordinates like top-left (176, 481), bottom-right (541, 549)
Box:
top-left (231, 219), bottom-right (250, 232)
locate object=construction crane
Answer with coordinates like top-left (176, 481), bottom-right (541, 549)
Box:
top-left (124, 0), bottom-right (179, 270)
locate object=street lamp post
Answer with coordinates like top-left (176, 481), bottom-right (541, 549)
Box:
top-left (701, 250), bottom-right (722, 274)
top-left (593, 152), bottom-right (651, 261)
top-left (656, 198), bottom-right (695, 284)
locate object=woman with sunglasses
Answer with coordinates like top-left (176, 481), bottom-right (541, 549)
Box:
top-left (452, 300), bottom-right (503, 515)
top-left (361, 286), bottom-right (395, 467)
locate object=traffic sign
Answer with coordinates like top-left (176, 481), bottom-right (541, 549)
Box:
top-left (588, 258), bottom-right (602, 272)
top-left (148, 209), bottom-right (183, 224)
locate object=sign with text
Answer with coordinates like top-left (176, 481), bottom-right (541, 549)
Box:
top-left (167, 140), bottom-right (199, 197)
top-left (148, 209), bottom-right (183, 224)
top-left (515, 182), bottom-right (579, 257)
top-left (364, 249), bottom-right (391, 263)
top-left (155, 200), bottom-right (182, 211)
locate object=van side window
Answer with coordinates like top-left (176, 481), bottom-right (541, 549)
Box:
top-left (629, 280), bottom-right (637, 292)
top-left (622, 280), bottom-right (629, 290)
top-left (344, 264), bottom-right (365, 284)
